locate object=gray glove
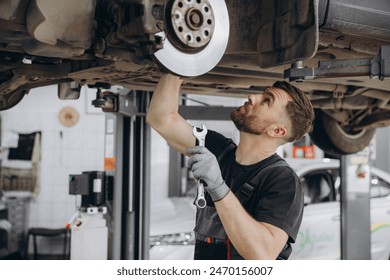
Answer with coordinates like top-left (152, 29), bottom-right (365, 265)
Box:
top-left (187, 146), bottom-right (230, 201)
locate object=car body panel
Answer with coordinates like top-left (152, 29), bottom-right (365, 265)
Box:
top-left (290, 202), bottom-right (341, 260)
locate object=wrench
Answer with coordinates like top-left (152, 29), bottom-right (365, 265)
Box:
top-left (192, 124), bottom-right (208, 209)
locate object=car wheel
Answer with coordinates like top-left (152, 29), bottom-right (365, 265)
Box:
top-left (309, 109), bottom-right (376, 157)
top-left (153, 0), bottom-right (229, 77)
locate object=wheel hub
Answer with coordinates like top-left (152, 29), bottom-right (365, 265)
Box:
top-left (153, 0), bottom-right (229, 77)
top-left (169, 0), bottom-right (215, 50)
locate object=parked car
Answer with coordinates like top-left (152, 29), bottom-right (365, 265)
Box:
top-left (149, 158), bottom-right (390, 260)
top-left (1, 0), bottom-right (390, 156)
top-left (288, 158), bottom-right (390, 260)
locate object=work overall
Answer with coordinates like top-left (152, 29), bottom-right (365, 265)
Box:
top-left (193, 159), bottom-right (289, 260)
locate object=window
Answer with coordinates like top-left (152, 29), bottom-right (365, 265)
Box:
top-left (370, 174), bottom-right (390, 198)
top-left (301, 171), bottom-right (335, 205)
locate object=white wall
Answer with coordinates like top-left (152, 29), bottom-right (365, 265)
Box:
top-left (1, 85), bottom-right (106, 255)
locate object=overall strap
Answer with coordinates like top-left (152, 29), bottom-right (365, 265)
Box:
top-left (236, 160), bottom-right (289, 205)
top-left (217, 142), bottom-right (236, 162)
top-left (216, 141), bottom-right (288, 205)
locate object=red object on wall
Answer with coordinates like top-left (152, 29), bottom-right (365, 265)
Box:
top-left (293, 145), bottom-right (316, 159)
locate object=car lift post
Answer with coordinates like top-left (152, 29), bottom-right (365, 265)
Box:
top-left (340, 147), bottom-right (371, 259)
top-left (93, 89), bottom-right (151, 260)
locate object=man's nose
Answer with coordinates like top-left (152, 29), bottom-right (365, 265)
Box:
top-left (248, 93), bottom-right (260, 104)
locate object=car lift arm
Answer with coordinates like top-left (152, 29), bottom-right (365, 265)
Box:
top-left (284, 45), bottom-right (390, 82)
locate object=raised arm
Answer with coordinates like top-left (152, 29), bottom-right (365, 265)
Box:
top-left (146, 74), bottom-right (195, 155)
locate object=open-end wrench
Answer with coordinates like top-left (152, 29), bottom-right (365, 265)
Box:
top-left (192, 124), bottom-right (208, 209)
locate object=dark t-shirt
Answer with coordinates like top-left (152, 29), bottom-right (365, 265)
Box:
top-left (194, 130), bottom-right (304, 260)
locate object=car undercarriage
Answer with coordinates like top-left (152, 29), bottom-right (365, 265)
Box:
top-left (1, 0), bottom-right (390, 156)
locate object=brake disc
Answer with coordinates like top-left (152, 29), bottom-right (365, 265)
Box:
top-left (153, 0), bottom-right (229, 77)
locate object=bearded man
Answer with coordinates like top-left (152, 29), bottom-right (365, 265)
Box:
top-left (146, 74), bottom-right (314, 260)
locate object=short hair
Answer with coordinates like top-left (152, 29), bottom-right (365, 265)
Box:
top-left (272, 81), bottom-right (315, 142)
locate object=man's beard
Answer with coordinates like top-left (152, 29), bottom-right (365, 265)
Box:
top-left (230, 109), bottom-right (272, 135)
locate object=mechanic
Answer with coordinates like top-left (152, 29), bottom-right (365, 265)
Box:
top-left (146, 73), bottom-right (315, 260)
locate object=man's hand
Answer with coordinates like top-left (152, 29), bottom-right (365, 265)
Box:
top-left (187, 146), bottom-right (230, 201)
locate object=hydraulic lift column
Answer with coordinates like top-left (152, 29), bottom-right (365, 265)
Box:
top-left (94, 90), bottom-right (151, 260)
top-left (340, 147), bottom-right (371, 259)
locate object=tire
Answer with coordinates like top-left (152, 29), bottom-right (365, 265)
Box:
top-left (309, 109), bottom-right (376, 157)
top-left (0, 89), bottom-right (27, 111)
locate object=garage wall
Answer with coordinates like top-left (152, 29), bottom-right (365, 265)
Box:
top-left (1, 85), bottom-right (106, 256)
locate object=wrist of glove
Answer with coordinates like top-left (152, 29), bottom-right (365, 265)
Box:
top-left (204, 181), bottom-right (230, 202)
top-left (187, 146), bottom-right (230, 202)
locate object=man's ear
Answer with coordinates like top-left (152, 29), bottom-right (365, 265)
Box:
top-left (267, 124), bottom-right (287, 138)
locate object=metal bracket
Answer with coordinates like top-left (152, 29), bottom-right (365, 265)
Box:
top-left (92, 89), bottom-right (118, 112)
top-left (284, 45), bottom-right (390, 82)
top-left (92, 89), bottom-right (136, 116)
top-left (58, 81), bottom-right (81, 100)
